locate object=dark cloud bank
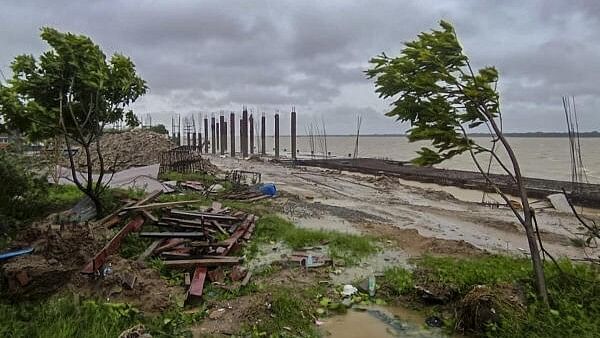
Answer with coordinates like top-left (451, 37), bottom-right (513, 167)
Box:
top-left (1, 0), bottom-right (600, 134)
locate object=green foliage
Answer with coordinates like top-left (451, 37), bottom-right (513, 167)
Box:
top-left (147, 124), bottom-right (169, 135)
top-left (0, 27), bottom-right (147, 141)
top-left (245, 287), bottom-right (320, 337)
top-left (0, 151), bottom-right (49, 222)
top-left (417, 255), bottom-right (532, 294)
top-left (0, 27), bottom-right (147, 214)
top-left (0, 295), bottom-right (196, 338)
top-left (366, 20), bottom-right (499, 165)
top-left (45, 185), bottom-right (85, 209)
top-left (0, 295), bottom-right (139, 338)
top-left (382, 256), bottom-right (600, 338)
top-left (120, 233), bottom-right (155, 259)
top-left (149, 258), bottom-right (186, 286)
top-left (381, 267), bottom-right (414, 296)
top-left (254, 215), bottom-right (377, 265)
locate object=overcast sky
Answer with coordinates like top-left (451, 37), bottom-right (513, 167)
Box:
top-left (1, 0), bottom-right (600, 134)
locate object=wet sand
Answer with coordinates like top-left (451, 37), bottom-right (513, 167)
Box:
top-left (209, 156), bottom-right (598, 262)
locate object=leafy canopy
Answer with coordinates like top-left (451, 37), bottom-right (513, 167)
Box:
top-left (0, 27), bottom-right (147, 143)
top-left (366, 20), bottom-right (500, 165)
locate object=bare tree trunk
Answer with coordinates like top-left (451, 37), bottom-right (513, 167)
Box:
top-left (486, 114), bottom-right (549, 305)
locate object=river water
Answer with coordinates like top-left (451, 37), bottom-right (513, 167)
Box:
top-left (255, 136), bottom-right (600, 184)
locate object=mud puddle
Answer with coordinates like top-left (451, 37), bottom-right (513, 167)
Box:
top-left (320, 305), bottom-right (448, 337)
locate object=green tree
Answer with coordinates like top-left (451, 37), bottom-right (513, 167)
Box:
top-left (0, 27), bottom-right (147, 214)
top-left (366, 20), bottom-right (548, 304)
top-left (148, 124), bottom-right (169, 135)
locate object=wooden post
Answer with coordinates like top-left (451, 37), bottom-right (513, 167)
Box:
top-left (192, 132), bottom-right (196, 151)
top-left (211, 117), bottom-right (216, 155)
top-left (198, 131), bottom-right (202, 153)
top-left (261, 114), bottom-right (266, 155)
top-left (239, 119), bottom-right (243, 157)
top-left (291, 109), bottom-right (297, 159)
top-left (204, 118), bottom-right (209, 153)
top-left (274, 113), bottom-right (280, 159)
top-left (249, 114), bottom-right (254, 154)
top-left (230, 112), bottom-right (235, 157)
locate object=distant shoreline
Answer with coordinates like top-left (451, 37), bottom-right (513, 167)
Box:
top-left (292, 132), bottom-right (600, 138)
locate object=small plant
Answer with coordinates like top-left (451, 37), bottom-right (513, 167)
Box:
top-left (381, 267), bottom-right (414, 296)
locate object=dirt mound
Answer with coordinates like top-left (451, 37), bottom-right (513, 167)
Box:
top-left (2, 223), bottom-right (103, 299)
top-left (70, 129), bottom-right (174, 172)
top-left (456, 284), bottom-right (525, 333)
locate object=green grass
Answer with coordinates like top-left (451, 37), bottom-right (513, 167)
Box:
top-left (416, 255), bottom-right (532, 294)
top-left (0, 294), bottom-right (199, 338)
top-left (45, 185), bottom-right (85, 209)
top-left (381, 267), bottom-right (414, 296)
top-left (380, 256), bottom-right (600, 338)
top-left (252, 214), bottom-right (378, 265)
top-left (242, 286), bottom-right (322, 337)
top-left (148, 258), bottom-right (186, 286)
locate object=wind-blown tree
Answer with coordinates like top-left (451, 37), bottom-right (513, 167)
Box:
top-left (0, 27), bottom-right (147, 214)
top-left (366, 21), bottom-right (549, 304)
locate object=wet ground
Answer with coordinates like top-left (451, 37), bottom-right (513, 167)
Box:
top-left (320, 305), bottom-right (448, 338)
top-left (210, 156), bottom-right (598, 261)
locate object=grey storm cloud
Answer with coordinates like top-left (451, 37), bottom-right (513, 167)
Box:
top-left (1, 0), bottom-right (600, 134)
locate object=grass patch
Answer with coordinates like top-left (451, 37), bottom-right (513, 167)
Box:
top-left (243, 286), bottom-right (322, 337)
top-left (417, 255), bottom-right (532, 294)
top-left (45, 185), bottom-right (85, 209)
top-left (253, 214), bottom-right (377, 265)
top-left (381, 267), bottom-right (414, 296)
top-left (381, 256), bottom-right (600, 338)
top-left (148, 258), bottom-right (186, 286)
top-left (0, 294), bottom-right (199, 337)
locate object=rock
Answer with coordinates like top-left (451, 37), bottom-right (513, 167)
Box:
top-left (230, 265), bottom-right (248, 282)
top-left (47, 258), bottom-right (58, 265)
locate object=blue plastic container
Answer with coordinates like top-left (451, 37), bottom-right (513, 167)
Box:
top-left (260, 183), bottom-right (277, 196)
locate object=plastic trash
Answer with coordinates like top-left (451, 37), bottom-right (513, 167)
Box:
top-left (368, 275), bottom-right (376, 297)
top-left (342, 284), bottom-right (358, 297)
top-left (260, 183), bottom-right (277, 196)
top-left (0, 247), bottom-right (33, 261)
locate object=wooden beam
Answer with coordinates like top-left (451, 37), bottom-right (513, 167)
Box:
top-left (123, 199), bottom-right (204, 211)
top-left (139, 232), bottom-right (206, 238)
top-left (169, 210), bottom-right (239, 221)
top-left (136, 239), bottom-right (162, 262)
top-left (163, 257), bottom-right (241, 268)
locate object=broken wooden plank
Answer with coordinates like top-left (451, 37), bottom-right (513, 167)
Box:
top-left (161, 217), bottom-right (205, 227)
top-left (189, 241), bottom-right (229, 247)
top-left (211, 220), bottom-right (228, 235)
top-left (184, 272), bottom-right (191, 286)
top-left (169, 210), bottom-right (239, 221)
top-left (82, 216), bottom-right (145, 274)
top-left (137, 239), bottom-right (163, 262)
top-left (135, 190), bottom-right (164, 206)
top-left (155, 238), bottom-right (189, 254)
top-left (241, 271), bottom-right (252, 286)
top-left (163, 257), bottom-right (241, 268)
top-left (139, 231), bottom-right (205, 238)
top-left (142, 210), bottom-right (158, 223)
top-left (123, 199), bottom-right (204, 211)
top-left (189, 267), bottom-right (207, 297)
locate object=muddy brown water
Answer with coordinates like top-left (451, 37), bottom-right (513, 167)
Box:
top-left (320, 305), bottom-right (451, 338)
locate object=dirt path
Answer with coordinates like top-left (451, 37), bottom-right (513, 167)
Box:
top-left (211, 156), bottom-right (596, 260)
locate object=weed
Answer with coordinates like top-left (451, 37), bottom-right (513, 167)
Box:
top-left (254, 214), bottom-right (377, 265)
top-left (149, 258), bottom-right (185, 286)
top-left (381, 266), bottom-right (414, 296)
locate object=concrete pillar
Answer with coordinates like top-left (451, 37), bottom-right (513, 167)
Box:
top-left (204, 118), bottom-right (209, 153)
top-left (216, 122), bottom-right (220, 151)
top-left (249, 114), bottom-right (254, 154)
top-left (261, 114), bottom-right (266, 155)
top-left (220, 115), bottom-right (225, 155)
top-left (211, 117), bottom-right (216, 154)
top-left (242, 109), bottom-right (248, 158)
top-left (291, 110), bottom-right (297, 159)
top-left (230, 112), bottom-right (235, 157)
top-left (274, 113), bottom-right (280, 159)
top-left (223, 121), bottom-right (228, 152)
top-left (198, 132), bottom-right (202, 153)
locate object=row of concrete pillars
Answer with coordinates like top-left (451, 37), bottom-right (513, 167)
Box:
top-left (171, 108), bottom-right (297, 159)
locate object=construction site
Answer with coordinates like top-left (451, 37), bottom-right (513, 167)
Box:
top-left (2, 3), bottom-right (600, 338)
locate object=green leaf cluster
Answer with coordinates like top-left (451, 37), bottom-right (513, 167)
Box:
top-left (366, 20), bottom-right (499, 165)
top-left (0, 27), bottom-right (147, 142)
